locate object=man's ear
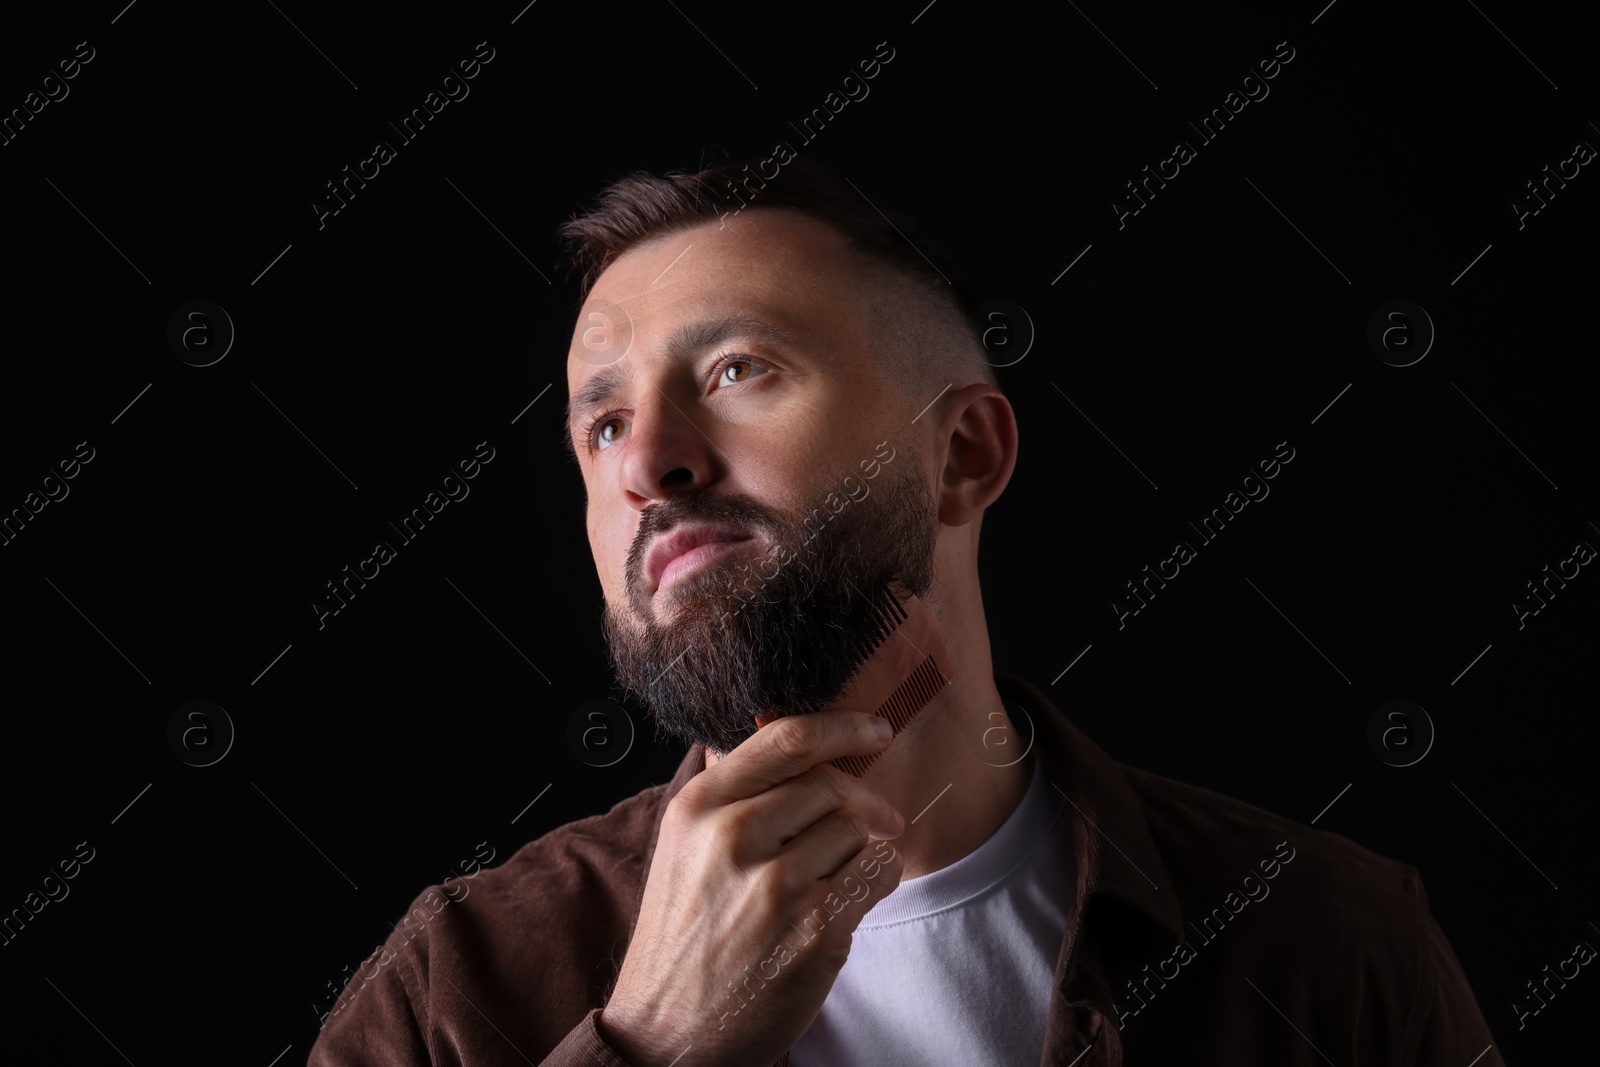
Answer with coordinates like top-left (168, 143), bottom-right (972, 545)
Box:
top-left (935, 384), bottom-right (1017, 527)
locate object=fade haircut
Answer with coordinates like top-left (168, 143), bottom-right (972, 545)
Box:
top-left (556, 155), bottom-right (1002, 420)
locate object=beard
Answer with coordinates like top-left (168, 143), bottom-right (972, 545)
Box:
top-left (600, 456), bottom-right (939, 755)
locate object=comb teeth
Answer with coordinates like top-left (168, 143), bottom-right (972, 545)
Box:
top-left (830, 653), bottom-right (950, 777)
top-left (856, 587), bottom-right (908, 658)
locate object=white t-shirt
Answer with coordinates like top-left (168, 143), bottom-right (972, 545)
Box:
top-left (789, 743), bottom-right (1074, 1066)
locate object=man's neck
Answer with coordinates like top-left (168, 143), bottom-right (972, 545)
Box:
top-left (852, 669), bottom-right (1037, 881)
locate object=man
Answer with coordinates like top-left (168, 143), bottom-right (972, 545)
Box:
top-left (308, 157), bottom-right (1501, 1066)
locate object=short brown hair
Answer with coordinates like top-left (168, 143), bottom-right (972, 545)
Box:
top-left (557, 155), bottom-right (1001, 409)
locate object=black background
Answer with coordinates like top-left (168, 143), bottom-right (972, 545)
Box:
top-left (1, 0), bottom-right (1595, 1062)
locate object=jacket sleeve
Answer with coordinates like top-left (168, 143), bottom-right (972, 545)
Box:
top-left (1404, 876), bottom-right (1505, 1066)
top-left (305, 938), bottom-right (432, 1067)
top-left (539, 1010), bottom-right (641, 1066)
top-left (305, 936), bottom-right (638, 1067)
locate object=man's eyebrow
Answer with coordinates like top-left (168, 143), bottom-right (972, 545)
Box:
top-left (564, 314), bottom-right (802, 445)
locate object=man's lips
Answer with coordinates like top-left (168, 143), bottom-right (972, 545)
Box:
top-left (646, 525), bottom-right (757, 596)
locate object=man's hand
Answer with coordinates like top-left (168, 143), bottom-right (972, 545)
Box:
top-left (596, 711), bottom-right (905, 1067)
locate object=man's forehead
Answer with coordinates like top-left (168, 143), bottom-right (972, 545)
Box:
top-left (565, 220), bottom-right (862, 368)
top-left (565, 290), bottom-right (813, 362)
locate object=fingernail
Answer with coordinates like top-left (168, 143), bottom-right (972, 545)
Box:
top-left (873, 717), bottom-right (894, 742)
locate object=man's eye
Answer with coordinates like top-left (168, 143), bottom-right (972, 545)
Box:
top-left (589, 357), bottom-right (769, 454)
top-left (717, 357), bottom-right (768, 387)
top-left (593, 416), bottom-right (625, 450)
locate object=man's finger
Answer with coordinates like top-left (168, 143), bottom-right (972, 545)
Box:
top-left (695, 711), bottom-right (891, 804)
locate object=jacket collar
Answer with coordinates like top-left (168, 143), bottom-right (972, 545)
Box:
top-left (998, 672), bottom-right (1187, 1063)
top-left (996, 671), bottom-right (1186, 945)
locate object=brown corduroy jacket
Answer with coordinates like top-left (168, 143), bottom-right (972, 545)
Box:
top-left (307, 673), bottom-right (1503, 1066)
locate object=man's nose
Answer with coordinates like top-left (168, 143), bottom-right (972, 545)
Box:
top-left (617, 391), bottom-right (721, 507)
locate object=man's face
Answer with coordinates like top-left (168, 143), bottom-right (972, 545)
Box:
top-left (565, 210), bottom-right (941, 754)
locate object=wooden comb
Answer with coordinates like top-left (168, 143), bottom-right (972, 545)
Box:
top-left (820, 588), bottom-right (954, 777)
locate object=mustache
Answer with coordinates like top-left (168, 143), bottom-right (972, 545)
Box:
top-left (626, 494), bottom-right (783, 591)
